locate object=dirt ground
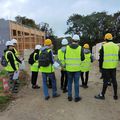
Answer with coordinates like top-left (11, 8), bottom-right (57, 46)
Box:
top-left (0, 61), bottom-right (120, 120)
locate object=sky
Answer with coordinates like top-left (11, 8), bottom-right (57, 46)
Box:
top-left (0, 0), bottom-right (120, 37)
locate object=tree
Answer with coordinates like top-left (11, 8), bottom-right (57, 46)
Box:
top-left (15, 15), bottom-right (39, 29)
top-left (65, 11), bottom-right (120, 46)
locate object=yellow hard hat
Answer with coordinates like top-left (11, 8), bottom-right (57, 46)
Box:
top-left (83, 44), bottom-right (89, 49)
top-left (44, 39), bottom-right (52, 46)
top-left (104, 33), bottom-right (113, 40)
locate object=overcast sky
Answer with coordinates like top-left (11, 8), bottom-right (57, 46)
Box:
top-left (0, 0), bottom-right (120, 37)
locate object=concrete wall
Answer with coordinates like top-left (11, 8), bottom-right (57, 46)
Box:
top-left (0, 19), bottom-right (10, 57)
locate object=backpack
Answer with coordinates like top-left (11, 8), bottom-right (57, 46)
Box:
top-left (1, 55), bottom-right (8, 67)
top-left (38, 49), bottom-right (51, 67)
top-left (28, 52), bottom-right (35, 65)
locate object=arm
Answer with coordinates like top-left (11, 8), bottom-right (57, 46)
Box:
top-left (7, 52), bottom-right (17, 71)
top-left (99, 47), bottom-right (104, 69)
top-left (81, 48), bottom-right (85, 61)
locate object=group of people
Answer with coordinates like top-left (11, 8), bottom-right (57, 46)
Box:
top-left (3, 32), bottom-right (119, 102)
top-left (30, 33), bottom-right (119, 102)
top-left (3, 39), bottom-right (22, 93)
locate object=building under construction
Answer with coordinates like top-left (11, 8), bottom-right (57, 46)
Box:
top-left (0, 19), bottom-right (45, 57)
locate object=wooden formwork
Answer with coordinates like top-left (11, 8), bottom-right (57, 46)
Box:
top-left (9, 21), bottom-right (45, 55)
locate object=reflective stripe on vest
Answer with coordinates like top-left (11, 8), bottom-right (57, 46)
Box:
top-left (30, 52), bottom-right (39, 72)
top-left (65, 45), bottom-right (81, 72)
top-left (14, 48), bottom-right (19, 57)
top-left (80, 53), bottom-right (91, 72)
top-left (103, 42), bottom-right (119, 69)
top-left (39, 49), bottom-right (54, 73)
top-left (5, 51), bottom-right (18, 72)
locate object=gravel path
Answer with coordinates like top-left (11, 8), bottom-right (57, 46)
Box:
top-left (0, 62), bottom-right (120, 120)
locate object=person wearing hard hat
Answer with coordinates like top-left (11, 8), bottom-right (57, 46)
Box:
top-left (11, 39), bottom-right (22, 66)
top-left (58, 38), bottom-right (68, 93)
top-left (95, 33), bottom-right (120, 100)
top-left (11, 39), bottom-right (19, 57)
top-left (65, 34), bottom-right (85, 102)
top-left (80, 43), bottom-right (93, 88)
top-left (39, 39), bottom-right (60, 100)
top-left (30, 45), bottom-right (41, 89)
top-left (4, 41), bottom-right (19, 93)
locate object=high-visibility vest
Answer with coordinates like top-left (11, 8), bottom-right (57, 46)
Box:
top-left (65, 45), bottom-right (81, 72)
top-left (39, 49), bottom-right (54, 73)
top-left (30, 52), bottom-right (39, 72)
top-left (58, 49), bottom-right (65, 69)
top-left (14, 48), bottom-right (19, 57)
top-left (103, 42), bottom-right (119, 69)
top-left (5, 51), bottom-right (18, 72)
top-left (81, 53), bottom-right (91, 72)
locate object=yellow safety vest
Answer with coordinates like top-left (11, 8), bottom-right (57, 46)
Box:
top-left (14, 48), bottom-right (19, 57)
top-left (39, 49), bottom-right (54, 73)
top-left (5, 51), bottom-right (18, 72)
top-left (58, 49), bottom-right (66, 70)
top-left (80, 53), bottom-right (91, 72)
top-left (103, 42), bottom-right (119, 69)
top-left (30, 52), bottom-right (39, 72)
top-left (65, 45), bottom-right (81, 72)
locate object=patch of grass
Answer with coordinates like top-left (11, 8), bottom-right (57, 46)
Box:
top-left (0, 96), bottom-right (12, 112)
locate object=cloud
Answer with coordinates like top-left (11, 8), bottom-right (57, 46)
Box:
top-left (0, 0), bottom-right (120, 37)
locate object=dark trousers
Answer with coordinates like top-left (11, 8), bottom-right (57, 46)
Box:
top-left (81, 71), bottom-right (89, 86)
top-left (61, 70), bottom-right (68, 90)
top-left (101, 69), bottom-right (117, 96)
top-left (31, 72), bottom-right (38, 86)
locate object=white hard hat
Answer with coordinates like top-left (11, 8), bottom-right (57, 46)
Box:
top-left (72, 34), bottom-right (80, 41)
top-left (5, 41), bottom-right (14, 46)
top-left (35, 45), bottom-right (42, 50)
top-left (61, 38), bottom-right (68, 45)
top-left (11, 39), bottom-right (17, 44)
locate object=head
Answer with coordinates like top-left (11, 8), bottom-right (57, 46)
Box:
top-left (61, 38), bottom-right (68, 46)
top-left (44, 39), bottom-right (52, 48)
top-left (83, 43), bottom-right (90, 49)
top-left (11, 39), bottom-right (17, 47)
top-left (35, 45), bottom-right (42, 50)
top-left (72, 34), bottom-right (80, 43)
top-left (5, 41), bottom-right (14, 50)
top-left (104, 33), bottom-right (113, 42)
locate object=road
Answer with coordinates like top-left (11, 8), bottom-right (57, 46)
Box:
top-left (0, 61), bottom-right (120, 120)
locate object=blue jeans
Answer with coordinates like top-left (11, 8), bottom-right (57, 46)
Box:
top-left (67, 72), bottom-right (80, 98)
top-left (42, 73), bottom-right (57, 98)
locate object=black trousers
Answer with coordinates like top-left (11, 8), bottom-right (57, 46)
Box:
top-left (81, 71), bottom-right (89, 86)
top-left (61, 70), bottom-right (68, 90)
top-left (101, 69), bottom-right (117, 96)
top-left (31, 72), bottom-right (38, 86)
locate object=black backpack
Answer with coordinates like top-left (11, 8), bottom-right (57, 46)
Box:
top-left (1, 55), bottom-right (8, 67)
top-left (28, 52), bottom-right (35, 65)
top-left (38, 49), bottom-right (51, 67)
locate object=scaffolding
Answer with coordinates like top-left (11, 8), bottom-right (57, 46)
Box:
top-left (9, 21), bottom-right (45, 54)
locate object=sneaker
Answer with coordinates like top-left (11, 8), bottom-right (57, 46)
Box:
top-left (32, 85), bottom-right (40, 89)
top-left (53, 94), bottom-right (60, 98)
top-left (45, 96), bottom-right (50, 100)
top-left (94, 94), bottom-right (105, 100)
top-left (68, 96), bottom-right (73, 101)
top-left (74, 97), bottom-right (82, 102)
top-left (83, 85), bottom-right (88, 88)
top-left (113, 96), bottom-right (118, 100)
